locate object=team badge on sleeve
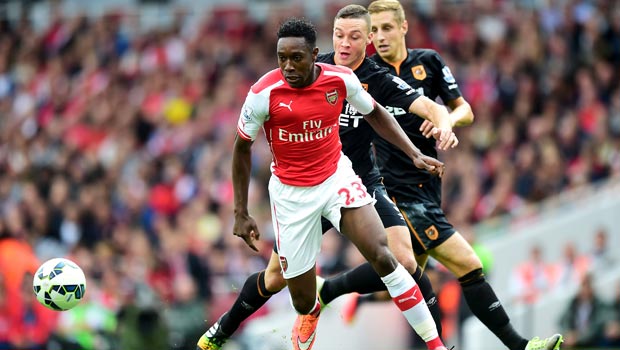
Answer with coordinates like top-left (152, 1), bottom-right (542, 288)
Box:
top-left (325, 89), bottom-right (339, 105)
top-left (412, 65), bottom-right (427, 80)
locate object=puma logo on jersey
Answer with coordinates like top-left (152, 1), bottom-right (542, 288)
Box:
top-left (279, 100), bottom-right (293, 111)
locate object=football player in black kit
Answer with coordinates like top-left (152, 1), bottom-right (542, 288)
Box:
top-left (317, 1), bottom-right (563, 350)
top-left (196, 5), bottom-right (459, 350)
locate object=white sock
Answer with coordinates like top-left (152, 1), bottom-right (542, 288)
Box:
top-left (381, 264), bottom-right (443, 349)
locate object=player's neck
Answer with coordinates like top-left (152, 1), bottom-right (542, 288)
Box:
top-left (335, 56), bottom-right (365, 71)
top-left (312, 65), bottom-right (321, 83)
top-left (386, 42), bottom-right (408, 66)
top-left (300, 65), bottom-right (321, 87)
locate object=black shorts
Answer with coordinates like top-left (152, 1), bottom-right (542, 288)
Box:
top-left (273, 181), bottom-right (406, 253)
top-left (395, 200), bottom-right (455, 255)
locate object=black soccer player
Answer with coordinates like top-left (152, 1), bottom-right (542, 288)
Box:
top-left (317, 1), bottom-right (563, 350)
top-left (196, 7), bottom-right (458, 350)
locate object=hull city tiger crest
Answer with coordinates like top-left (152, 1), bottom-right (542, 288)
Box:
top-left (325, 89), bottom-right (339, 105)
top-left (411, 65), bottom-right (427, 80)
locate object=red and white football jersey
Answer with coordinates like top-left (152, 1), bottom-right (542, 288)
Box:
top-left (237, 63), bottom-right (375, 186)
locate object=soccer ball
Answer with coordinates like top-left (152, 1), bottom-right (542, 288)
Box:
top-left (32, 258), bottom-right (87, 311)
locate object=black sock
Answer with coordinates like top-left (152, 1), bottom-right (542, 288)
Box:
top-left (413, 266), bottom-right (443, 338)
top-left (220, 271), bottom-right (276, 335)
top-left (459, 269), bottom-right (527, 350)
top-left (319, 263), bottom-right (385, 305)
top-left (357, 293), bottom-right (378, 305)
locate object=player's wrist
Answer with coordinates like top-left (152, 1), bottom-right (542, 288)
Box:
top-left (449, 113), bottom-right (457, 128)
top-left (408, 148), bottom-right (423, 161)
top-left (234, 208), bottom-right (250, 216)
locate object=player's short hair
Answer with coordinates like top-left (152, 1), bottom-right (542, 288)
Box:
top-left (368, 0), bottom-right (406, 25)
top-left (277, 18), bottom-right (317, 49)
top-left (335, 4), bottom-right (371, 31)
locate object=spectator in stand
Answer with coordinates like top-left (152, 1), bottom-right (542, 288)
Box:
top-left (559, 273), bottom-right (613, 348)
top-left (509, 245), bottom-right (556, 305)
top-left (591, 227), bottom-right (615, 271)
top-left (165, 275), bottom-right (206, 350)
top-left (603, 281), bottom-right (620, 347)
top-left (8, 273), bottom-right (58, 350)
top-left (555, 242), bottom-right (592, 292)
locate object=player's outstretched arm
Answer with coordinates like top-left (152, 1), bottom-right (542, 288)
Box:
top-left (419, 97), bottom-right (473, 142)
top-left (232, 135), bottom-right (260, 251)
top-left (408, 96), bottom-right (458, 150)
top-left (447, 96), bottom-right (474, 127)
top-left (364, 103), bottom-right (444, 177)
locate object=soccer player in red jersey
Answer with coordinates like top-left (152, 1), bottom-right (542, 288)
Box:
top-left (198, 17), bottom-right (451, 350)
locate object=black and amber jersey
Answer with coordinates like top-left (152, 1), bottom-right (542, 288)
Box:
top-left (370, 48), bottom-right (463, 202)
top-left (317, 52), bottom-right (421, 185)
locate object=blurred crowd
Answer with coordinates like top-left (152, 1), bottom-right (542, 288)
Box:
top-left (0, 0), bottom-right (619, 349)
top-left (506, 227), bottom-right (620, 349)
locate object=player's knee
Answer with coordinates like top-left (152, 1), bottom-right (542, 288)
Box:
top-left (461, 253), bottom-right (483, 273)
top-left (371, 247), bottom-right (398, 271)
top-left (264, 268), bottom-right (287, 292)
top-left (457, 267), bottom-right (485, 287)
top-left (393, 251), bottom-right (417, 274)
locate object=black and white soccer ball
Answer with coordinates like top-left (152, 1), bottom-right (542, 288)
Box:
top-left (32, 258), bottom-right (86, 311)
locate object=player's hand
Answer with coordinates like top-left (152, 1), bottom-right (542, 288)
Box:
top-left (419, 119), bottom-right (435, 138)
top-left (431, 128), bottom-right (459, 150)
top-left (233, 212), bottom-right (261, 252)
top-left (412, 154), bottom-right (445, 178)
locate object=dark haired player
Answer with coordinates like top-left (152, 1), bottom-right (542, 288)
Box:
top-left (198, 17), bottom-right (452, 350)
top-left (197, 7), bottom-right (461, 350)
top-left (316, 1), bottom-right (563, 350)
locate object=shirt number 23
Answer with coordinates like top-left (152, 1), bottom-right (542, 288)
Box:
top-left (338, 180), bottom-right (367, 205)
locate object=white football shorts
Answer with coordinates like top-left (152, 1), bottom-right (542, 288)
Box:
top-left (268, 153), bottom-right (376, 279)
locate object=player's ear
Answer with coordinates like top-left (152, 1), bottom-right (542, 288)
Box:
top-left (367, 31), bottom-right (374, 45)
top-left (312, 47), bottom-right (319, 60)
top-left (402, 19), bottom-right (408, 36)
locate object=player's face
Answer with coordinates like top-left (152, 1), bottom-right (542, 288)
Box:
top-left (370, 11), bottom-right (407, 62)
top-left (277, 37), bottom-right (318, 88)
top-left (332, 17), bottom-right (372, 69)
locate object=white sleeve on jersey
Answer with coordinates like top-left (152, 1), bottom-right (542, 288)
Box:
top-left (236, 90), bottom-right (270, 141)
top-left (341, 70), bottom-right (375, 115)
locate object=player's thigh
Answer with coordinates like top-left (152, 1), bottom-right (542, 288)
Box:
top-left (385, 225), bottom-right (417, 273)
top-left (265, 250), bottom-right (287, 292)
top-left (428, 232), bottom-right (482, 278)
top-left (268, 176), bottom-right (324, 280)
top-left (339, 204), bottom-right (389, 263)
top-left (370, 183), bottom-right (416, 270)
top-left (322, 155), bottom-right (383, 259)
